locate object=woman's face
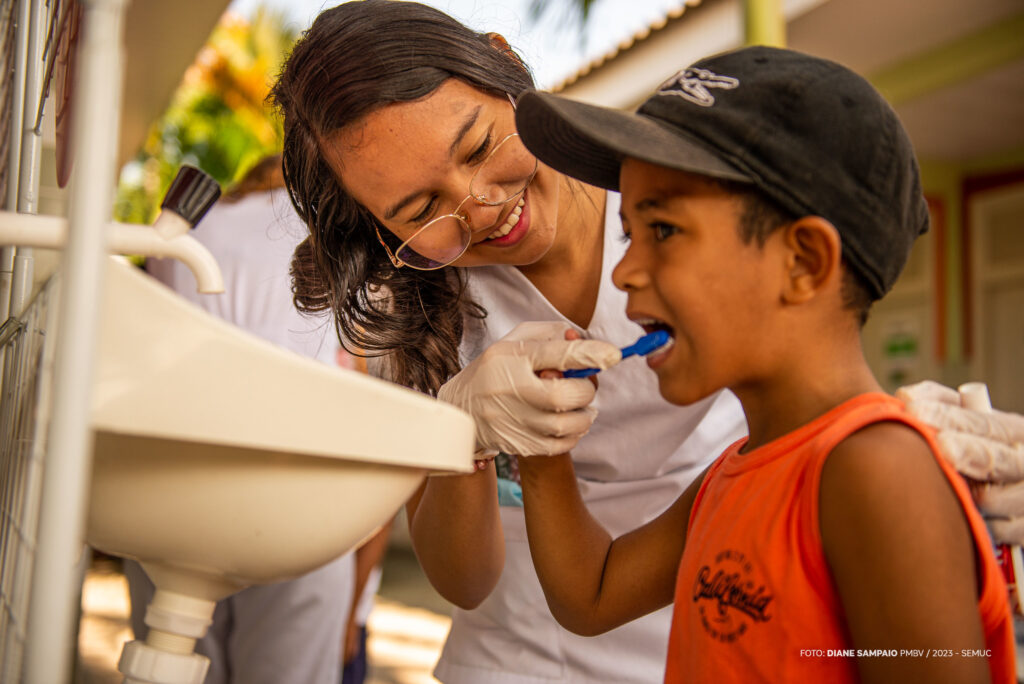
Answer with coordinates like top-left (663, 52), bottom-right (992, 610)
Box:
top-left (326, 79), bottom-right (561, 269)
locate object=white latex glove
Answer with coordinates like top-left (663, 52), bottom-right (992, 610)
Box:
top-left (437, 322), bottom-right (621, 456)
top-left (897, 380), bottom-right (1024, 544)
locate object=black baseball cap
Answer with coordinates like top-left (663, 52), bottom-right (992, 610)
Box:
top-left (515, 46), bottom-right (929, 299)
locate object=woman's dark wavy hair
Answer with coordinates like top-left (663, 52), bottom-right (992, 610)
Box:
top-left (270, 0), bottom-right (535, 394)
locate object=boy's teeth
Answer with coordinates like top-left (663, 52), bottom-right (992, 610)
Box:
top-left (634, 318), bottom-right (675, 340)
top-left (485, 197), bottom-right (525, 240)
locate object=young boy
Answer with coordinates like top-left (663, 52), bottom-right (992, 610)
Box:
top-left (512, 47), bottom-right (1016, 683)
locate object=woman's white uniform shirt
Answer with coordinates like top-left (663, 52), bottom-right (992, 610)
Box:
top-left (432, 193), bottom-right (748, 684)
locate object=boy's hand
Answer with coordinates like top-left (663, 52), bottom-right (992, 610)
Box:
top-left (897, 380), bottom-right (1024, 544)
top-left (437, 322), bottom-right (621, 457)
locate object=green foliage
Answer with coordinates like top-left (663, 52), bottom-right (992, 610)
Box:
top-left (529, 0), bottom-right (600, 30)
top-left (114, 7), bottom-right (295, 224)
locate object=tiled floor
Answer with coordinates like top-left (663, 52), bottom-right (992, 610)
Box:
top-left (75, 547), bottom-right (452, 684)
top-left (75, 560), bottom-right (133, 684)
top-left (365, 547), bottom-right (454, 684)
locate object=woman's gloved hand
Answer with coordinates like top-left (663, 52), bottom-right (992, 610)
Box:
top-left (897, 380), bottom-right (1024, 544)
top-left (438, 322), bottom-right (621, 457)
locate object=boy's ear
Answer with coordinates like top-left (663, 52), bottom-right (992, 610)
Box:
top-left (780, 217), bottom-right (842, 305)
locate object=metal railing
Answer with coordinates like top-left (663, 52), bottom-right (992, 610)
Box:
top-left (0, 275), bottom-right (56, 683)
top-left (0, 0), bottom-right (49, 679)
top-left (0, 0), bottom-right (130, 680)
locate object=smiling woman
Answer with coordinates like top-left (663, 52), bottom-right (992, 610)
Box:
top-left (269, 2), bottom-right (748, 683)
top-left (332, 85), bottom-right (541, 271)
top-left (271, 3), bottom-right (547, 393)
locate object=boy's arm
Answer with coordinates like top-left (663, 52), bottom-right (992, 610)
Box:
top-left (518, 453), bottom-right (708, 636)
top-left (820, 422), bottom-right (991, 684)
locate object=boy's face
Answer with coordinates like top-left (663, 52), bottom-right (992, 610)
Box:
top-left (612, 158), bottom-right (785, 406)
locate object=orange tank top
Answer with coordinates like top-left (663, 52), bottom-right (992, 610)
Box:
top-left (664, 393), bottom-right (1015, 683)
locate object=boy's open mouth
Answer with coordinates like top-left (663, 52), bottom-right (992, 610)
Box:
top-left (632, 317), bottom-right (676, 355)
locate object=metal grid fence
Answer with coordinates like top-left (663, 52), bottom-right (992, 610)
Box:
top-left (0, 275), bottom-right (57, 683)
top-left (0, 0), bottom-right (18, 204)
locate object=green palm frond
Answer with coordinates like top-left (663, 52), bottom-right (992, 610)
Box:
top-left (528, 0), bottom-right (600, 30)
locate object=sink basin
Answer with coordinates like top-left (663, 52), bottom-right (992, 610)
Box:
top-left (85, 257), bottom-right (474, 682)
top-left (89, 434), bottom-right (429, 599)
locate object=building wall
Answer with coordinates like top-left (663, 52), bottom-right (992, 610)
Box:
top-left (557, 0), bottom-right (1024, 402)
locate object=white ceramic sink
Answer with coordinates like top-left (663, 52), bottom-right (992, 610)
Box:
top-left (85, 257), bottom-right (474, 683)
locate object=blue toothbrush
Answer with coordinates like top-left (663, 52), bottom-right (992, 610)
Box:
top-left (563, 330), bottom-right (672, 378)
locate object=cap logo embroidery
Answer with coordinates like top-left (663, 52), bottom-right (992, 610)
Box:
top-left (657, 67), bottom-right (739, 107)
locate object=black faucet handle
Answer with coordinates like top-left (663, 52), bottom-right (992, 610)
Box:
top-left (160, 165), bottom-right (221, 228)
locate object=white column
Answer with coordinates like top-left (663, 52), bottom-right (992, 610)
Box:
top-left (22, 0), bottom-right (129, 681)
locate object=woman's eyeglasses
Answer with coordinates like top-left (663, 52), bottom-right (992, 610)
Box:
top-left (377, 97), bottom-right (538, 270)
